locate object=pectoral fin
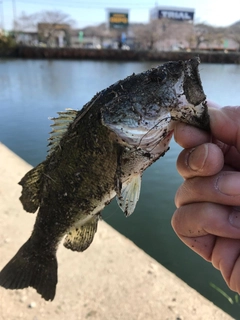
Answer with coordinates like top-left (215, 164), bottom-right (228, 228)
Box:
top-left (63, 214), bottom-right (100, 252)
top-left (116, 174), bottom-right (141, 217)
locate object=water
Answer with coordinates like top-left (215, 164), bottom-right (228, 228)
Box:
top-left (1, 59), bottom-right (240, 318)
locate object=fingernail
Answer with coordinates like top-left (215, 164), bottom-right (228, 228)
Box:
top-left (216, 173), bottom-right (240, 196)
top-left (229, 208), bottom-right (240, 228)
top-left (187, 144), bottom-right (208, 171)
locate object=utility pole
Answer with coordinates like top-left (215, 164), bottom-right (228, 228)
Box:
top-left (12, 0), bottom-right (16, 32)
top-left (0, 0), bottom-right (4, 31)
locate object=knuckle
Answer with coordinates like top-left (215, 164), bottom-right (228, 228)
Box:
top-left (174, 180), bottom-right (195, 207)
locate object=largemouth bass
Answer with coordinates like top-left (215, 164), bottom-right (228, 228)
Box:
top-left (0, 58), bottom-right (209, 301)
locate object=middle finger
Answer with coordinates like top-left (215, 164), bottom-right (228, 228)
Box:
top-left (175, 171), bottom-right (240, 208)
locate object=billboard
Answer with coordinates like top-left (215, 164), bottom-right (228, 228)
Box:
top-left (150, 6), bottom-right (194, 22)
top-left (158, 9), bottom-right (194, 21)
top-left (109, 12), bottom-right (129, 29)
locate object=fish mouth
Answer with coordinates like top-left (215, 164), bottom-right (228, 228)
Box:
top-left (164, 129), bottom-right (174, 140)
top-left (170, 100), bottom-right (210, 132)
top-left (191, 101), bottom-right (210, 131)
top-left (182, 59), bottom-right (210, 131)
top-left (110, 110), bottom-right (174, 150)
top-left (183, 100), bottom-right (210, 132)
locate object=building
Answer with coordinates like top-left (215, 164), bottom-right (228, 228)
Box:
top-left (38, 23), bottom-right (71, 47)
top-left (70, 28), bottom-right (101, 48)
top-left (15, 31), bottom-right (38, 46)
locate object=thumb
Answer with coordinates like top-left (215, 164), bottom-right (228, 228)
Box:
top-left (209, 106), bottom-right (240, 151)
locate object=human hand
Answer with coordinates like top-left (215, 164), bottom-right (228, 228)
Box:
top-left (172, 103), bottom-right (240, 294)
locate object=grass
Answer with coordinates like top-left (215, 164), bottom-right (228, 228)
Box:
top-left (210, 282), bottom-right (240, 305)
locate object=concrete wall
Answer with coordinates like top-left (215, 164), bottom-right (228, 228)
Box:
top-left (0, 142), bottom-right (233, 319)
top-left (1, 46), bottom-right (240, 63)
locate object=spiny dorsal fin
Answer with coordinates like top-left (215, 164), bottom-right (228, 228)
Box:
top-left (116, 174), bottom-right (141, 217)
top-left (48, 109), bottom-right (78, 155)
top-left (63, 214), bottom-right (100, 252)
top-left (19, 162), bottom-right (45, 213)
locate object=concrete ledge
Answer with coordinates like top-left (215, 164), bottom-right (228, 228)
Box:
top-left (0, 142), bottom-right (232, 319)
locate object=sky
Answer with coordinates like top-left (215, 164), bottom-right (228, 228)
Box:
top-left (1, 0), bottom-right (240, 31)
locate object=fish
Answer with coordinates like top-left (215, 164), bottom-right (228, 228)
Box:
top-left (0, 57), bottom-right (210, 301)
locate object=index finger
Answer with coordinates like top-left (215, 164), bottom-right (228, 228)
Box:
top-left (209, 106), bottom-right (240, 152)
top-left (173, 101), bottom-right (221, 148)
top-left (176, 143), bottom-right (224, 179)
top-left (174, 122), bottom-right (210, 149)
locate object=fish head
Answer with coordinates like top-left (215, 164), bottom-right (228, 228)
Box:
top-left (102, 58), bottom-right (209, 155)
top-left (163, 57), bottom-right (209, 131)
top-left (136, 57), bottom-right (209, 131)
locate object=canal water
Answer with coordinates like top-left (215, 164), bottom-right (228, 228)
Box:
top-left (1, 59), bottom-right (240, 318)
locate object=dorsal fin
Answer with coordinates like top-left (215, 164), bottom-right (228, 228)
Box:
top-left (48, 109), bottom-right (78, 155)
top-left (19, 162), bottom-right (45, 213)
top-left (116, 174), bottom-right (142, 217)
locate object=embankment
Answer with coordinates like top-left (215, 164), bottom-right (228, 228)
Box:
top-left (1, 46), bottom-right (240, 63)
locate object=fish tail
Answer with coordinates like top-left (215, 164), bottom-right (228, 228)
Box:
top-left (0, 238), bottom-right (57, 301)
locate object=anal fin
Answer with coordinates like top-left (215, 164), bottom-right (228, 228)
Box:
top-left (116, 174), bottom-right (141, 217)
top-left (63, 214), bottom-right (100, 252)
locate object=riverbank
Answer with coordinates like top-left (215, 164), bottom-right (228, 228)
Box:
top-left (1, 46), bottom-right (240, 63)
top-left (0, 142), bottom-right (233, 320)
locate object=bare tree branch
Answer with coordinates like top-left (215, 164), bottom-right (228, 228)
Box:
top-left (15, 10), bottom-right (76, 32)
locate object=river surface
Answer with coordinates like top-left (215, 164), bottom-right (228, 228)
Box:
top-left (1, 59), bottom-right (240, 318)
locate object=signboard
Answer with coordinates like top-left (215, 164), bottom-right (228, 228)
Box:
top-left (158, 9), bottom-right (194, 21)
top-left (109, 12), bottom-right (129, 29)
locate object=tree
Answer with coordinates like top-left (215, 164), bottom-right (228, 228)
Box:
top-left (132, 20), bottom-right (169, 50)
top-left (193, 23), bottom-right (218, 49)
top-left (227, 21), bottom-right (240, 51)
top-left (132, 19), bottom-right (194, 51)
top-left (82, 23), bottom-right (119, 48)
top-left (0, 32), bottom-right (16, 49)
top-left (14, 10), bottom-right (76, 47)
top-left (15, 10), bottom-right (76, 32)
top-left (14, 12), bottom-right (37, 32)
